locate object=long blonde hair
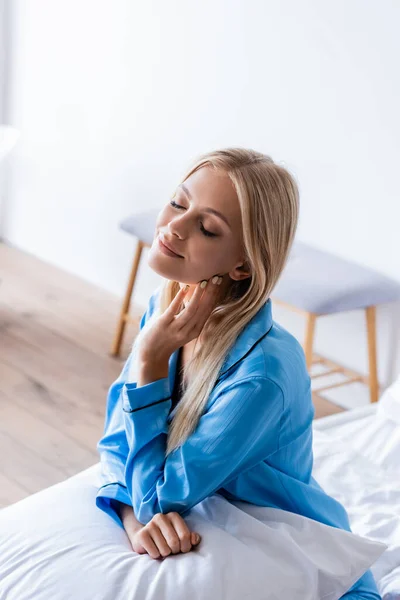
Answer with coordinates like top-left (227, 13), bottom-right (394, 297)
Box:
top-left (158, 147), bottom-right (299, 457)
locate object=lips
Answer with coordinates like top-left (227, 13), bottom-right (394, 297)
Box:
top-left (159, 236), bottom-right (183, 257)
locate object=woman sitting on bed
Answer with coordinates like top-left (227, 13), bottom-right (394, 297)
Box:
top-left (96, 147), bottom-right (381, 599)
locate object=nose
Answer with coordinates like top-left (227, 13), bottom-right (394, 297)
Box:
top-left (167, 217), bottom-right (186, 240)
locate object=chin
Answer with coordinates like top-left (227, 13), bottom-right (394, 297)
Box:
top-left (147, 248), bottom-right (206, 285)
top-left (147, 251), bottom-right (181, 279)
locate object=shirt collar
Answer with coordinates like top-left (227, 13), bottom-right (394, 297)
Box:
top-left (217, 298), bottom-right (273, 380)
top-left (168, 298), bottom-right (273, 391)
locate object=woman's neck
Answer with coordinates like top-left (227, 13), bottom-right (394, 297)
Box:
top-left (181, 339), bottom-right (199, 364)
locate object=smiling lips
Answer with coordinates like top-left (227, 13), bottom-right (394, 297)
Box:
top-left (158, 236), bottom-right (183, 258)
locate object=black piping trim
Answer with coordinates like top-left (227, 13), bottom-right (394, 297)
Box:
top-left (123, 396), bottom-right (172, 413)
top-left (99, 482), bottom-right (127, 490)
top-left (215, 324), bottom-right (274, 385)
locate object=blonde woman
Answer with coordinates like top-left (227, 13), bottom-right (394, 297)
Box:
top-left (96, 148), bottom-right (380, 599)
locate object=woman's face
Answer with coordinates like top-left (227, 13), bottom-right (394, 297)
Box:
top-left (147, 166), bottom-right (251, 299)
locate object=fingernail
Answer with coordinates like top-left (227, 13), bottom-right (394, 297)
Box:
top-left (183, 284), bottom-right (190, 291)
top-left (211, 276), bottom-right (219, 284)
top-left (194, 533), bottom-right (200, 543)
top-left (200, 280), bottom-right (208, 288)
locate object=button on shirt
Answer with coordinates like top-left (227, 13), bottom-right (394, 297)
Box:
top-left (96, 285), bottom-right (380, 599)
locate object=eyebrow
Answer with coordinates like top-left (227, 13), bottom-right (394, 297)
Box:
top-left (178, 183), bottom-right (231, 229)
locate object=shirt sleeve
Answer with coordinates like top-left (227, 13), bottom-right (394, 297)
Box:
top-left (121, 373), bottom-right (284, 525)
top-left (95, 286), bottom-right (161, 527)
top-left (339, 567), bottom-right (382, 599)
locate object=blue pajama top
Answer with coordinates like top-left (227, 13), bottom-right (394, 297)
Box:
top-left (96, 285), bottom-right (381, 599)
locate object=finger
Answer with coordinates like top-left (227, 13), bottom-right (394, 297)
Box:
top-left (174, 279), bottom-right (211, 321)
top-left (165, 281), bottom-right (205, 325)
top-left (138, 528), bottom-right (162, 559)
top-left (167, 512), bottom-right (193, 553)
top-left (163, 285), bottom-right (190, 320)
top-left (194, 275), bottom-right (223, 321)
top-left (156, 515), bottom-right (185, 554)
top-left (176, 276), bottom-right (222, 329)
top-left (191, 531), bottom-right (201, 545)
top-left (148, 524), bottom-right (173, 558)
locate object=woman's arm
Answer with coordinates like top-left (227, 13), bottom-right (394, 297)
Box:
top-left (115, 500), bottom-right (144, 533)
top-left (96, 287), bottom-right (162, 527)
top-left (121, 374), bottom-right (284, 525)
top-left (339, 567), bottom-right (382, 599)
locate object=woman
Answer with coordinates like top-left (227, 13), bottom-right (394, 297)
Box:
top-left (96, 147), bottom-right (381, 599)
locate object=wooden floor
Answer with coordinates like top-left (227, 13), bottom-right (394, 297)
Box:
top-left (0, 243), bottom-right (142, 508)
top-left (0, 242), bottom-right (344, 508)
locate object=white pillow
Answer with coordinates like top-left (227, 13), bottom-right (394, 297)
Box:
top-left (0, 463), bottom-right (387, 600)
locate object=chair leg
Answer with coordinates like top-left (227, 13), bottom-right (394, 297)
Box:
top-left (365, 305), bottom-right (379, 403)
top-left (110, 240), bottom-right (144, 357)
top-left (304, 312), bottom-right (317, 371)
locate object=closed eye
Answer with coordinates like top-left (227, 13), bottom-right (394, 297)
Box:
top-left (169, 200), bottom-right (218, 238)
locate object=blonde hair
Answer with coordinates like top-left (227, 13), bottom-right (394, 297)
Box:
top-left (158, 147), bottom-right (299, 457)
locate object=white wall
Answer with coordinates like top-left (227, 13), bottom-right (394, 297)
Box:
top-left (0, 0), bottom-right (9, 232)
top-left (3, 0), bottom-right (400, 402)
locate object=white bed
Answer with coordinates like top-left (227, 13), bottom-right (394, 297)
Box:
top-left (311, 381), bottom-right (400, 599)
top-left (0, 378), bottom-right (399, 600)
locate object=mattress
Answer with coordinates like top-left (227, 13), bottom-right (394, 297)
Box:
top-left (311, 385), bottom-right (400, 600)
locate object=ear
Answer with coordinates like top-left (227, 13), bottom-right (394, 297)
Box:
top-left (229, 261), bottom-right (252, 282)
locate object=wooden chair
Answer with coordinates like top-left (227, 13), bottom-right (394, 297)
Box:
top-left (111, 211), bottom-right (400, 404)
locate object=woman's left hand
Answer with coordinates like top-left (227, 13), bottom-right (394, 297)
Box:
top-left (137, 275), bottom-right (224, 369)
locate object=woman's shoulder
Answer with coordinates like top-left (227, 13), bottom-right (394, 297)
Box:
top-left (263, 321), bottom-right (310, 392)
top-left (228, 319), bottom-right (314, 441)
top-left (209, 319), bottom-right (313, 449)
top-left (227, 318), bottom-right (310, 402)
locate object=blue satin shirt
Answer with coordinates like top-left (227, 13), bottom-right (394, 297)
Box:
top-left (96, 285), bottom-right (380, 599)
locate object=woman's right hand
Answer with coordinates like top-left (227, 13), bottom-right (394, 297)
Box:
top-left (120, 504), bottom-right (201, 559)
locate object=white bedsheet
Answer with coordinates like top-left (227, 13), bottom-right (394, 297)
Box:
top-left (312, 380), bottom-right (400, 599)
